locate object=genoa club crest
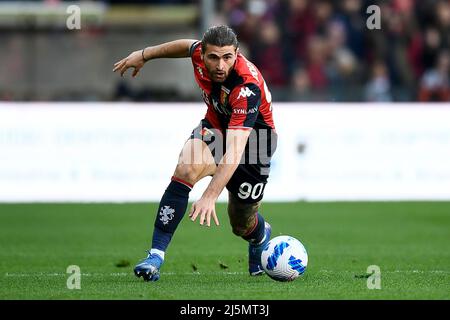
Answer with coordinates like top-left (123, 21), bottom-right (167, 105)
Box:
top-left (220, 85), bottom-right (230, 106)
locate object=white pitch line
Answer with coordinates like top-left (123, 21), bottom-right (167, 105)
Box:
top-left (318, 270), bottom-right (449, 274)
top-left (4, 271), bottom-right (247, 277)
top-left (4, 270), bottom-right (449, 278)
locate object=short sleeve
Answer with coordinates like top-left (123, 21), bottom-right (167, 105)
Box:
top-left (228, 83), bottom-right (261, 130)
top-left (189, 40), bottom-right (201, 58)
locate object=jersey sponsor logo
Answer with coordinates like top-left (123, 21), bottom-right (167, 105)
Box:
top-left (237, 87), bottom-right (256, 99)
top-left (233, 105), bottom-right (258, 115)
top-left (248, 106), bottom-right (258, 114)
top-left (233, 108), bottom-right (247, 115)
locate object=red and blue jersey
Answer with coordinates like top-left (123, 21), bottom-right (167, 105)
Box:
top-left (190, 41), bottom-right (276, 132)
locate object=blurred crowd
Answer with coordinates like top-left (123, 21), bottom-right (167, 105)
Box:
top-left (0, 0), bottom-right (448, 102)
top-left (217, 0), bottom-right (450, 102)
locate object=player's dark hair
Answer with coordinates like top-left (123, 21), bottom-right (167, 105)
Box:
top-left (201, 25), bottom-right (239, 53)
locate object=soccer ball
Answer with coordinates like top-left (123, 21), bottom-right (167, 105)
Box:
top-left (261, 235), bottom-right (308, 282)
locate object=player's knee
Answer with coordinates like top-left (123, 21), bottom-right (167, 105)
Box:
top-left (173, 164), bottom-right (202, 185)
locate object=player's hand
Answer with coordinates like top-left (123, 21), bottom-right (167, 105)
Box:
top-left (112, 50), bottom-right (146, 78)
top-left (189, 196), bottom-right (220, 227)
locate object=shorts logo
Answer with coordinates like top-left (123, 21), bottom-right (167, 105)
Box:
top-left (159, 205), bottom-right (175, 225)
top-left (200, 127), bottom-right (213, 136)
top-left (237, 87), bottom-right (255, 99)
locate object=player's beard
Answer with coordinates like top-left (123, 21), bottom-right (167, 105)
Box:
top-left (213, 71), bottom-right (226, 82)
top-left (206, 68), bottom-right (229, 83)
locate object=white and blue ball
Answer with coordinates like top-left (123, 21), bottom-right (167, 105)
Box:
top-left (261, 235), bottom-right (308, 282)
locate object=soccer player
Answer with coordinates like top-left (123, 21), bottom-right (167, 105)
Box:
top-left (113, 25), bottom-right (277, 281)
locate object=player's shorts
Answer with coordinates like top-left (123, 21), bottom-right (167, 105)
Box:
top-left (189, 119), bottom-right (277, 204)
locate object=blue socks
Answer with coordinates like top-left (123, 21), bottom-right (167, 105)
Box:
top-left (150, 177), bottom-right (192, 258)
top-left (242, 213), bottom-right (266, 245)
top-left (149, 177), bottom-right (267, 261)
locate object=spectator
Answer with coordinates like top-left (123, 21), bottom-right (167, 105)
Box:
top-left (435, 0), bottom-right (450, 49)
top-left (326, 19), bottom-right (358, 81)
top-left (418, 50), bottom-right (450, 101)
top-left (305, 35), bottom-right (329, 91)
top-left (251, 19), bottom-right (289, 88)
top-left (335, 0), bottom-right (365, 60)
top-left (219, 0), bottom-right (450, 102)
top-left (289, 66), bottom-right (312, 101)
top-left (365, 61), bottom-right (393, 102)
top-left (313, 0), bottom-right (334, 36)
top-left (422, 27), bottom-right (443, 71)
top-left (281, 0), bottom-right (317, 63)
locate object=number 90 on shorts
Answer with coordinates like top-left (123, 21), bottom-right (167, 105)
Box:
top-left (237, 182), bottom-right (266, 201)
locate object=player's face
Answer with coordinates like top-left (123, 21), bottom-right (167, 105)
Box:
top-left (202, 44), bottom-right (237, 83)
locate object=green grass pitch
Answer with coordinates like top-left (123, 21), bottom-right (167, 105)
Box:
top-left (0, 202), bottom-right (449, 300)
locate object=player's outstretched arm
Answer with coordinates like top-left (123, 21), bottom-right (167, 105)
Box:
top-left (189, 129), bottom-right (251, 227)
top-left (112, 39), bottom-right (197, 78)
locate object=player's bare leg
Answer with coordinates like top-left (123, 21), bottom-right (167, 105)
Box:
top-left (227, 193), bottom-right (260, 236)
top-left (174, 138), bottom-right (217, 185)
top-left (134, 138), bottom-right (216, 281)
top-left (227, 192), bottom-right (272, 276)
